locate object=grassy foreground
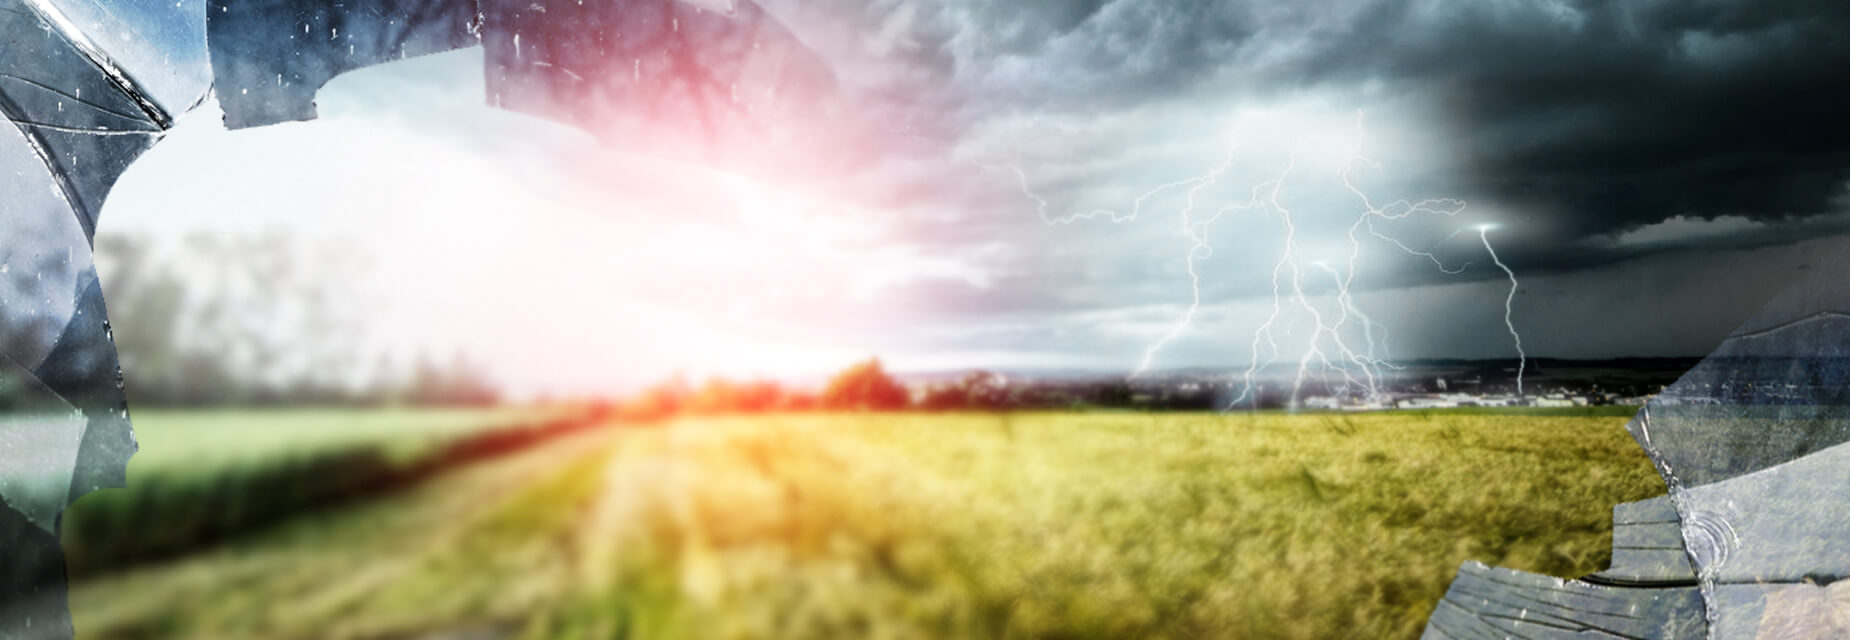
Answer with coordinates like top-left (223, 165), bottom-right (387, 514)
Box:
top-left (70, 410), bottom-right (1664, 639)
top-left (62, 407), bottom-right (577, 574)
top-left (116, 408), bottom-right (569, 472)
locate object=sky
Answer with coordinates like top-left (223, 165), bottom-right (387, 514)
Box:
top-left (92, 0), bottom-right (1850, 395)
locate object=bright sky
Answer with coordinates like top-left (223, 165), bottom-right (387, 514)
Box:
top-left (92, 1), bottom-right (1850, 397)
top-left (102, 49), bottom-right (1044, 395)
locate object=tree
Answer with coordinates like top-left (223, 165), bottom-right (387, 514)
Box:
top-left (918, 370), bottom-right (1009, 410)
top-left (97, 232), bottom-right (375, 406)
top-left (402, 352), bottom-right (501, 407)
top-left (688, 378), bottom-right (788, 414)
top-left (624, 374), bottom-right (692, 420)
top-left (820, 358), bottom-right (910, 411)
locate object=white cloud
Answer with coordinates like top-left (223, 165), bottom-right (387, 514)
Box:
top-left (1606, 215), bottom-right (1768, 248)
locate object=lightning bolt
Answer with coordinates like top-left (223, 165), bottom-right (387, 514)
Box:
top-left (1479, 225), bottom-right (1526, 396)
top-left (1005, 110), bottom-right (1530, 409)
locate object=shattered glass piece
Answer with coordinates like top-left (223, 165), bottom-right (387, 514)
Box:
top-left (1428, 245), bottom-right (1850, 638)
top-left (37, 0), bottom-right (212, 115)
top-left (0, 357), bottom-right (84, 532)
top-left (3, 2), bottom-right (152, 636)
top-left (0, 122), bottom-right (90, 374)
top-left (479, 0), bottom-right (840, 179)
top-left (1631, 260), bottom-right (1850, 487)
top-left (0, 0), bottom-right (166, 239)
top-left (1586, 496), bottom-right (1697, 586)
top-left (0, 152), bottom-right (119, 640)
top-left (1423, 561), bottom-right (1707, 639)
top-left (1668, 440), bottom-right (1850, 583)
top-left (1706, 585), bottom-right (1772, 640)
top-left (207, 0), bottom-right (480, 128)
top-left (0, 500), bottom-right (72, 638)
top-left (1, 102), bottom-right (133, 508)
top-left (1709, 583), bottom-right (1850, 640)
top-left (1621, 247), bottom-right (1850, 636)
top-left (34, 267), bottom-right (132, 503)
top-left (208, 0), bottom-right (841, 180)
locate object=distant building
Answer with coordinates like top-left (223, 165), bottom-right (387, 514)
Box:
top-left (1396, 396), bottom-right (1459, 409)
top-left (1304, 396), bottom-right (1341, 410)
top-left (1533, 394), bottom-right (1589, 408)
top-left (1302, 395), bottom-right (1393, 411)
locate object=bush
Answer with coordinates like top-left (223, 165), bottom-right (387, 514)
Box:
top-left (820, 358), bottom-right (910, 411)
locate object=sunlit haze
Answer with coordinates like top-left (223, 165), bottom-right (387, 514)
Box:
top-left (100, 3), bottom-right (1850, 398)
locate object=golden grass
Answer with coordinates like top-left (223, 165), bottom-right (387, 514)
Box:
top-left (71, 411), bottom-right (1663, 640)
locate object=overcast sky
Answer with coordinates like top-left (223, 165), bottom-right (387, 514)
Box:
top-left (98, 0), bottom-right (1850, 394)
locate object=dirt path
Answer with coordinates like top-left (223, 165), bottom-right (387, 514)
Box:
top-left (69, 424), bottom-right (626, 640)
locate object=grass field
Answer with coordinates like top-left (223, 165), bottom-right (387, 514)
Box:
top-left (62, 407), bottom-right (576, 573)
top-left (117, 408), bottom-right (570, 472)
top-left (69, 410), bottom-right (1664, 639)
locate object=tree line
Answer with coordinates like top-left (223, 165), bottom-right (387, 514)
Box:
top-left (612, 357), bottom-right (1226, 419)
top-left (96, 232), bottom-right (499, 408)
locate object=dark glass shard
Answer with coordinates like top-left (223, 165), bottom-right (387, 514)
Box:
top-left (3, 2), bottom-right (161, 636)
top-left (1431, 245), bottom-right (1850, 637)
top-left (0, 353), bottom-right (83, 639)
top-left (39, 0), bottom-right (212, 115)
top-left (479, 0), bottom-right (838, 179)
top-left (1586, 496), bottom-right (1697, 587)
top-left (207, 0), bottom-right (839, 179)
top-left (0, 354), bottom-right (84, 533)
top-left (0, 124), bottom-right (90, 374)
top-left (1709, 582), bottom-right (1850, 639)
top-left (207, 0), bottom-right (481, 128)
top-left (1624, 248), bottom-right (1850, 635)
top-left (1, 0), bottom-right (143, 512)
top-left (1423, 561), bottom-right (1707, 639)
top-left (33, 268), bottom-right (133, 504)
top-left (1630, 249), bottom-right (1850, 487)
top-left (0, 502), bottom-right (72, 639)
top-left (0, 0), bottom-right (167, 240)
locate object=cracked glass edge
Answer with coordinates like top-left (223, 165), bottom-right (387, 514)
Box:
top-left (1424, 240), bottom-right (1850, 639)
top-left (3, 0), bottom-right (167, 634)
top-left (207, 0), bottom-right (840, 182)
top-left (1625, 243), bottom-right (1850, 638)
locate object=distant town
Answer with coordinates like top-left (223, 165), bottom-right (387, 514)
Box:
top-left (605, 357), bottom-right (1715, 418)
top-left (895, 357), bottom-right (1704, 411)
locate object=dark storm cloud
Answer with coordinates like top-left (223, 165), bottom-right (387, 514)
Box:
top-left (948, 1), bottom-right (1116, 57)
top-left (1342, 0), bottom-right (1850, 259)
top-left (943, 0), bottom-right (1850, 271)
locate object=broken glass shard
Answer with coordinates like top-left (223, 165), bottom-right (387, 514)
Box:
top-left (0, 358), bottom-right (84, 533)
top-left (37, 0), bottom-right (212, 115)
top-left (206, 0), bottom-right (478, 128)
top-left (477, 0), bottom-right (839, 179)
top-left (209, 0), bottom-right (840, 182)
top-left (1428, 242), bottom-right (1850, 638)
top-left (1425, 562), bottom-right (1706, 639)
top-left (0, 0), bottom-right (168, 239)
top-left (1585, 496), bottom-right (1696, 586)
top-left (3, 0), bottom-right (158, 635)
top-left (1627, 245), bottom-right (1850, 637)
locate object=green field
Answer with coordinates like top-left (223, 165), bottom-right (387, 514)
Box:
top-left (118, 408), bottom-right (570, 472)
top-left (62, 407), bottom-right (576, 573)
top-left (69, 410), bottom-right (1664, 639)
